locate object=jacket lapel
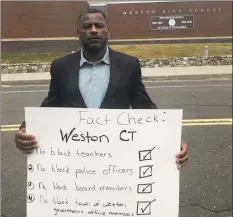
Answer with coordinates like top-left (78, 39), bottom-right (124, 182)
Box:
top-left (100, 48), bottom-right (121, 108)
top-left (67, 50), bottom-right (87, 108)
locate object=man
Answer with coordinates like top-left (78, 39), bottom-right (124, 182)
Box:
top-left (15, 8), bottom-right (188, 168)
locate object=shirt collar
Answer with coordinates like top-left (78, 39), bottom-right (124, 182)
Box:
top-left (80, 46), bottom-right (110, 66)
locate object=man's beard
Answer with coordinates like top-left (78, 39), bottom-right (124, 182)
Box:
top-left (82, 40), bottom-right (106, 55)
top-left (84, 46), bottom-right (102, 55)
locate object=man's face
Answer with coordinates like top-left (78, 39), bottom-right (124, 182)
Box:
top-left (77, 13), bottom-right (110, 52)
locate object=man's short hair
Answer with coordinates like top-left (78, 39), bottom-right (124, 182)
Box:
top-left (77, 8), bottom-right (108, 26)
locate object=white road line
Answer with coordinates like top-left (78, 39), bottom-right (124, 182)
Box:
top-left (1, 85), bottom-right (12, 87)
top-left (182, 118), bottom-right (232, 122)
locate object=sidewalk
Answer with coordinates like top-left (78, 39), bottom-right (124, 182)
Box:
top-left (1, 65), bottom-right (232, 85)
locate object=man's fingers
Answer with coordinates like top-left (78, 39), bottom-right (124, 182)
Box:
top-left (16, 142), bottom-right (38, 151)
top-left (16, 128), bottom-right (35, 141)
top-left (15, 135), bottom-right (38, 153)
top-left (180, 160), bottom-right (188, 168)
top-left (176, 141), bottom-right (189, 169)
top-left (16, 138), bottom-right (37, 147)
top-left (15, 128), bottom-right (38, 152)
top-left (177, 157), bottom-right (188, 169)
top-left (179, 154), bottom-right (189, 164)
top-left (177, 141), bottom-right (188, 158)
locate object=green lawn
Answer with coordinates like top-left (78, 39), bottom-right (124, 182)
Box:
top-left (2, 43), bottom-right (232, 64)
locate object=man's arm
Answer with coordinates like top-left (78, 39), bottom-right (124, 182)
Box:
top-left (130, 58), bottom-right (157, 109)
top-left (19, 60), bottom-right (61, 129)
top-left (40, 60), bottom-right (62, 107)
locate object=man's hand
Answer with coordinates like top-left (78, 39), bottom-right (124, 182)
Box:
top-left (15, 128), bottom-right (38, 154)
top-left (176, 141), bottom-right (188, 169)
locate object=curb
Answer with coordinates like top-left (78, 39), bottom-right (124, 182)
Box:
top-left (1, 74), bottom-right (232, 85)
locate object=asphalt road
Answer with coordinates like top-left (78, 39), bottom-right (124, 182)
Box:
top-left (1, 79), bottom-right (232, 217)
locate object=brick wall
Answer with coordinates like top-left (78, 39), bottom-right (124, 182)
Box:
top-left (1, 1), bottom-right (89, 38)
top-left (107, 1), bottom-right (232, 39)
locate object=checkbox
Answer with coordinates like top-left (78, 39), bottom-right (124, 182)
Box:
top-left (137, 199), bottom-right (156, 215)
top-left (137, 182), bottom-right (154, 194)
top-left (139, 165), bottom-right (153, 179)
top-left (138, 147), bottom-right (155, 162)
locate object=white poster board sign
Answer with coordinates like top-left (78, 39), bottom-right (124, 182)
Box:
top-left (25, 107), bottom-right (183, 217)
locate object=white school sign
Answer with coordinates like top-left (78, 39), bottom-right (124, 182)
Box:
top-left (25, 107), bottom-right (183, 217)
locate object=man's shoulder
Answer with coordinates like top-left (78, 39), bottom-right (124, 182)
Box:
top-left (51, 50), bottom-right (81, 66)
top-left (51, 48), bottom-right (140, 66)
top-left (110, 48), bottom-right (139, 63)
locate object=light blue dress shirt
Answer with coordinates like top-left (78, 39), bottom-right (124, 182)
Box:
top-left (79, 47), bottom-right (110, 108)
